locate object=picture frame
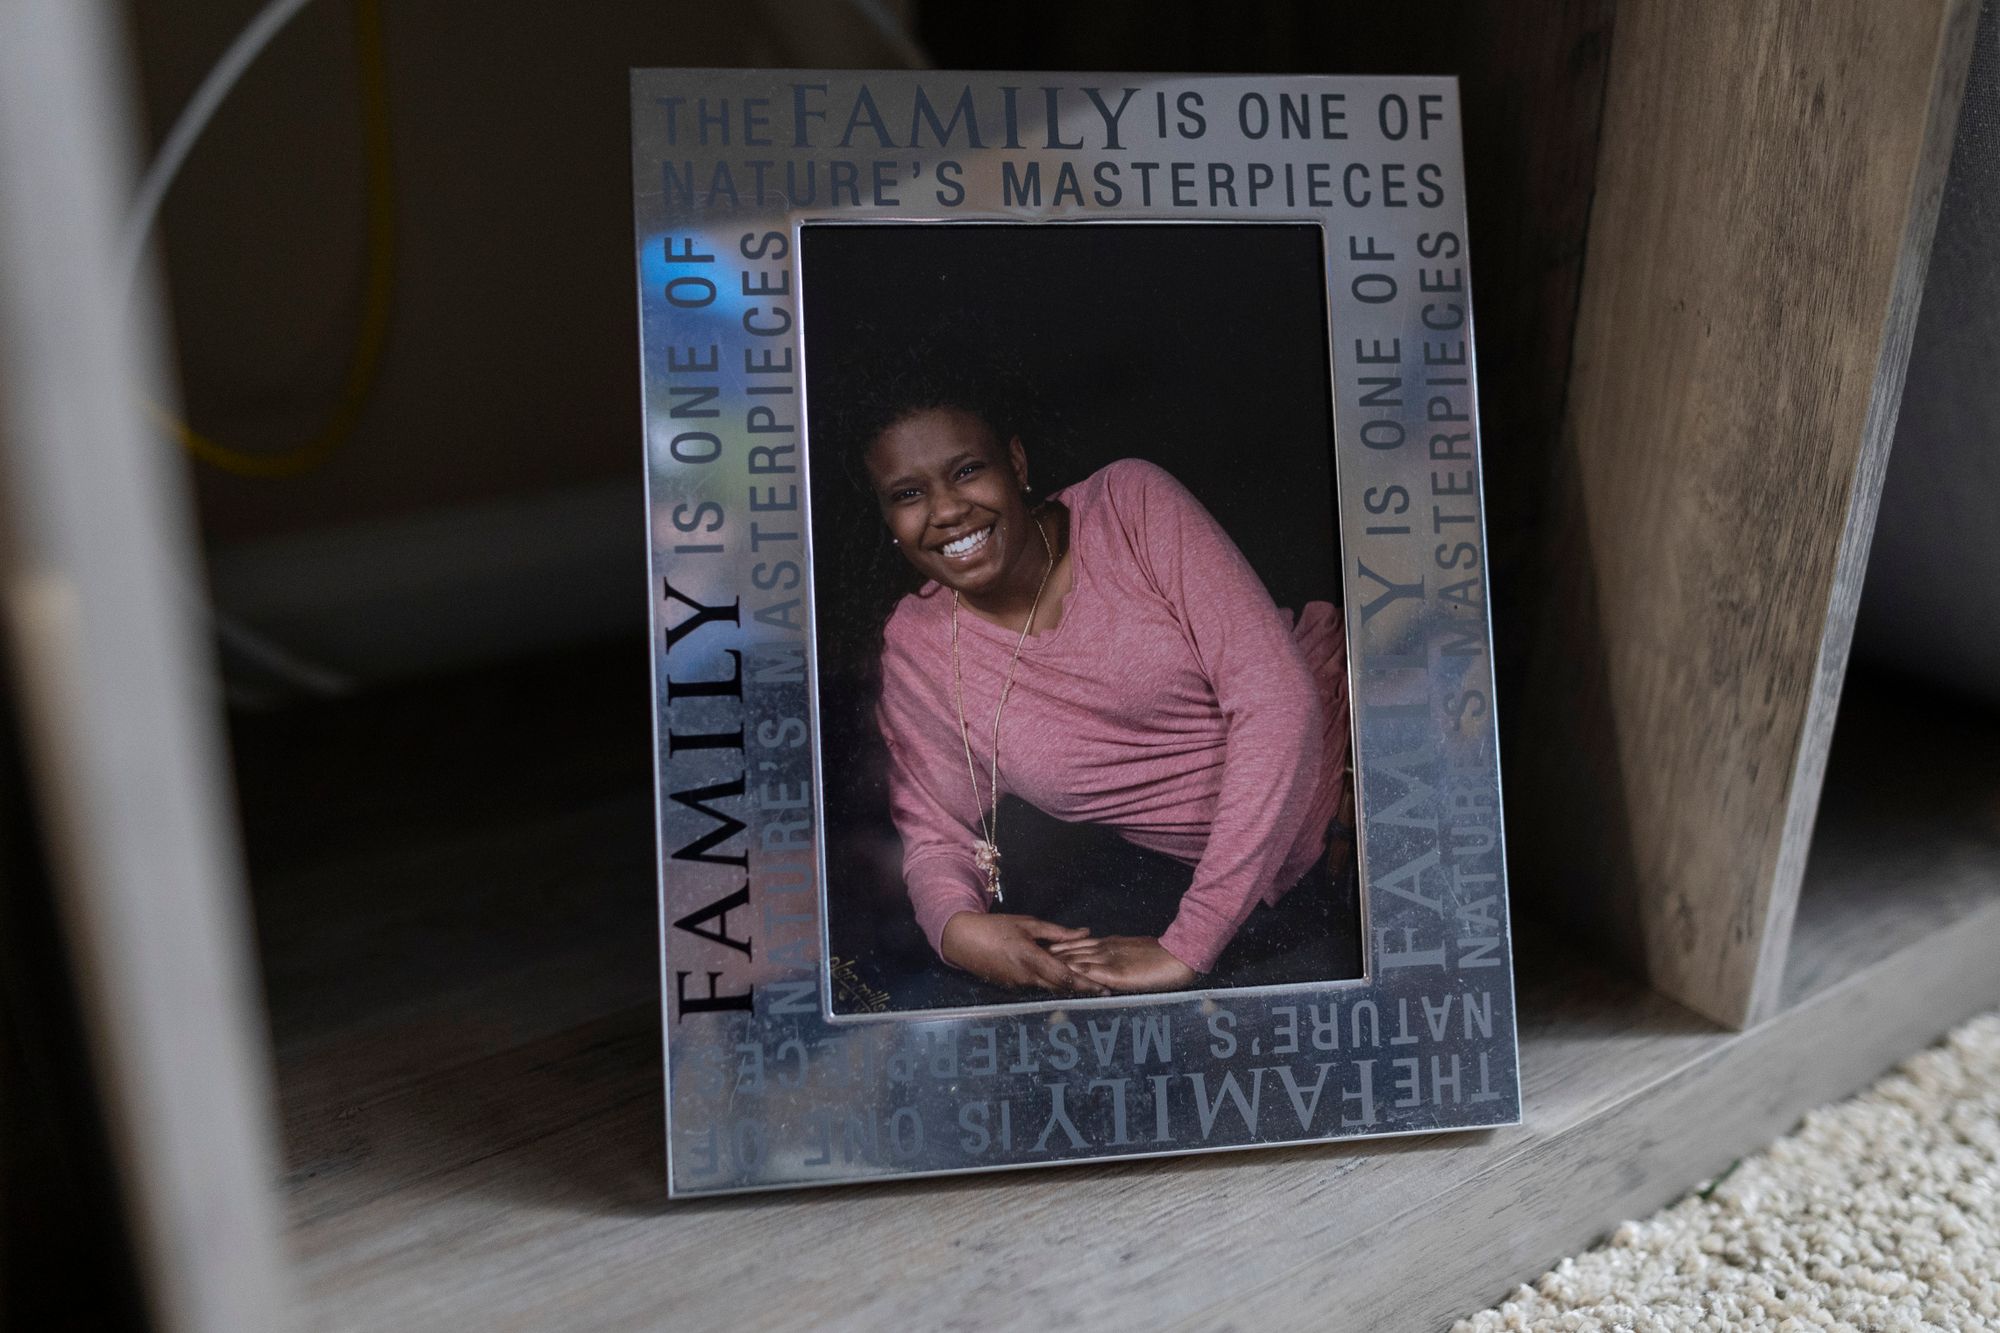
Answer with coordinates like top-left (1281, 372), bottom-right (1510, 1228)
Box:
top-left (631, 69), bottom-right (1519, 1197)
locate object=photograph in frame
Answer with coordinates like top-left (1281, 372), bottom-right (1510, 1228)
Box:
top-left (632, 70), bottom-right (1519, 1196)
top-left (804, 221), bottom-right (1363, 1016)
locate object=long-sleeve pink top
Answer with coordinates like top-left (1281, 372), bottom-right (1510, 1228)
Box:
top-left (874, 458), bottom-right (1350, 973)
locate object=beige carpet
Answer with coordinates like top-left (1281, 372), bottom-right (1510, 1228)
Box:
top-left (1455, 1012), bottom-right (2000, 1331)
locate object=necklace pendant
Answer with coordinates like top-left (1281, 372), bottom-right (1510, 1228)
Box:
top-left (973, 839), bottom-right (1003, 903)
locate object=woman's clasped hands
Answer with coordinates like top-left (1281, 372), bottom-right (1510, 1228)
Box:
top-left (939, 912), bottom-right (1198, 996)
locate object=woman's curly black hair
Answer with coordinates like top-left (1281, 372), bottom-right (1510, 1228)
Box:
top-left (817, 326), bottom-right (1041, 495)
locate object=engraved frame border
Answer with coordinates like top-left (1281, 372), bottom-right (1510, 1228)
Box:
top-left (633, 70), bottom-right (1520, 1197)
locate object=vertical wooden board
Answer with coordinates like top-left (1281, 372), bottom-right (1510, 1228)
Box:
top-left (1515, 0), bottom-right (1977, 1026)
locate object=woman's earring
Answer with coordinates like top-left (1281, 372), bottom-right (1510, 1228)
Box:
top-left (890, 537), bottom-right (900, 545)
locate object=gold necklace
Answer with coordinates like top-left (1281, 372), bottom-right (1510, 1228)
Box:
top-left (950, 509), bottom-right (1057, 904)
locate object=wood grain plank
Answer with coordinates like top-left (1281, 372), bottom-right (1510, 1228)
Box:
top-left (1513, 0), bottom-right (1979, 1026)
top-left (276, 875), bottom-right (2000, 1332)
top-left (1202, 897), bottom-right (2000, 1332)
top-left (262, 674), bottom-right (2000, 1332)
top-left (278, 950), bottom-right (1704, 1331)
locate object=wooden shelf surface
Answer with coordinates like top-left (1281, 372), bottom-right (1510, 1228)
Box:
top-left (244, 653), bottom-right (2000, 1331)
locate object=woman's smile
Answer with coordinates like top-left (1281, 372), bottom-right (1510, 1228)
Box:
top-left (937, 524), bottom-right (995, 560)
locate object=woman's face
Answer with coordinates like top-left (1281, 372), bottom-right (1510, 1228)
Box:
top-left (864, 406), bottom-right (1037, 600)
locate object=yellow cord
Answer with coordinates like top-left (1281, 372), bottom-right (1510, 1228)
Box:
top-left (160, 0), bottom-right (394, 479)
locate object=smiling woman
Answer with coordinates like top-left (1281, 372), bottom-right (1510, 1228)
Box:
top-left (805, 221), bottom-right (1360, 1013)
top-left (867, 406), bottom-right (1065, 620)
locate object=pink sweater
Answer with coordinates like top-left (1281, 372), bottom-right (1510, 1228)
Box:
top-left (875, 458), bottom-right (1350, 974)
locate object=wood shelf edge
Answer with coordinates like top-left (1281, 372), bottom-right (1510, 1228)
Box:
top-left (1207, 893), bottom-right (2000, 1331)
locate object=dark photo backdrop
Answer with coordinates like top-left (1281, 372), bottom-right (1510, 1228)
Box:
top-left (802, 223), bottom-right (1359, 1013)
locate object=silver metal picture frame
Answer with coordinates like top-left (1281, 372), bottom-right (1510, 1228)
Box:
top-left (632, 69), bottom-right (1518, 1197)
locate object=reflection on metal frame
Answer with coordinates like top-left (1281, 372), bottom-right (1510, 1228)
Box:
top-left (632, 70), bottom-right (1519, 1196)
